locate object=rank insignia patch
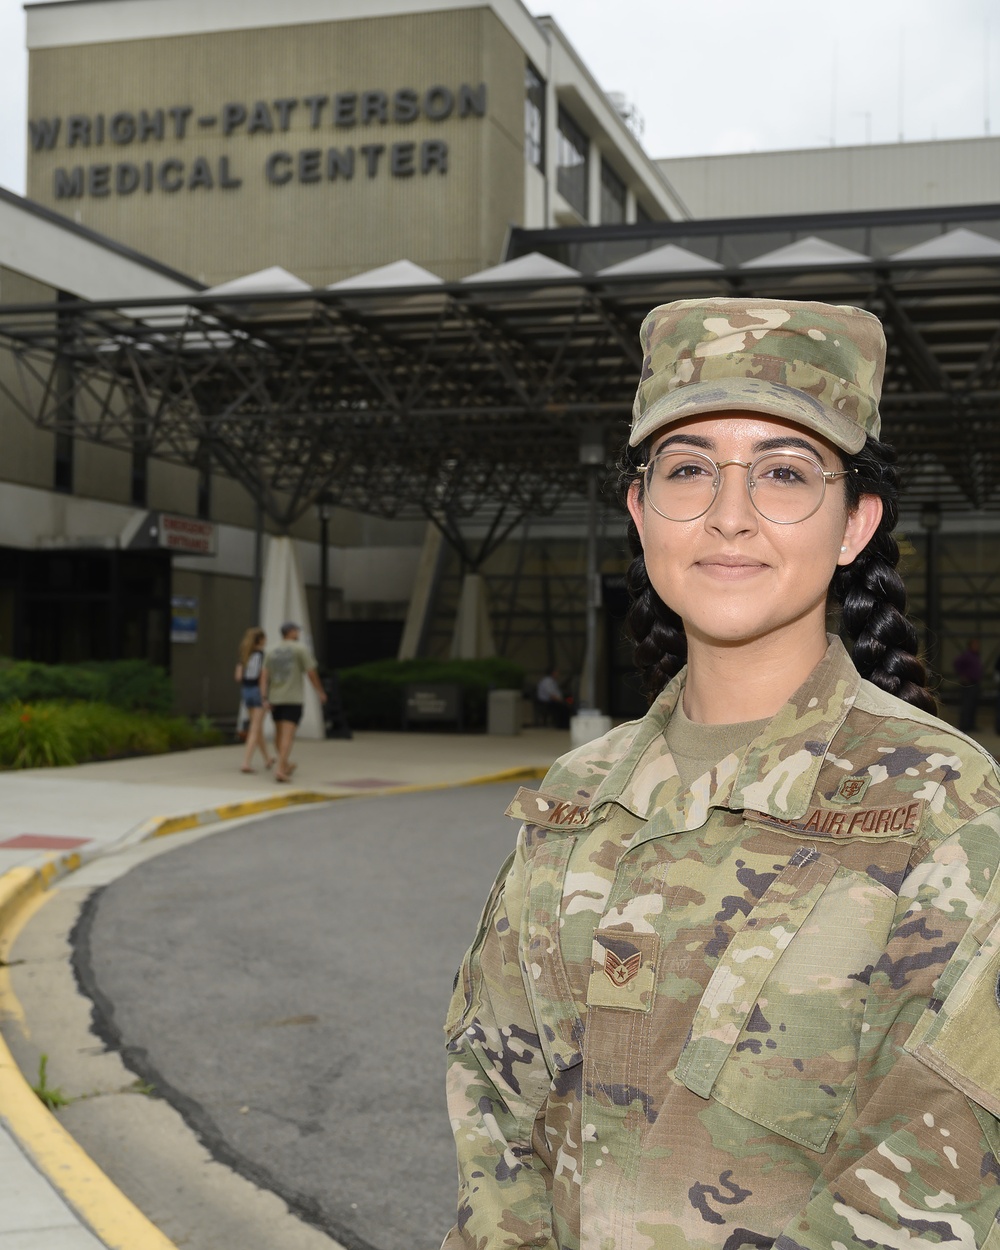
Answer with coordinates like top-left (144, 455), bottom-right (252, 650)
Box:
top-left (588, 931), bottom-right (658, 1012)
top-left (831, 773), bottom-right (872, 804)
top-left (604, 949), bottom-right (641, 987)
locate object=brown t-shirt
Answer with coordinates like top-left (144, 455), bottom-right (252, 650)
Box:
top-left (665, 698), bottom-right (770, 793)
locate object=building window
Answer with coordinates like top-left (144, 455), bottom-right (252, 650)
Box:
top-left (636, 201), bottom-right (652, 224)
top-left (556, 106), bottom-right (589, 219)
top-left (600, 160), bottom-right (626, 225)
top-left (525, 62), bottom-right (545, 171)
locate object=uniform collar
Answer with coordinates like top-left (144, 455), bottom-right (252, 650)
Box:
top-left (591, 636), bottom-right (861, 837)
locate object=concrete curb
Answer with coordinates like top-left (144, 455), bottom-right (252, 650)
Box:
top-left (0, 762), bottom-right (549, 1250)
top-left (136, 788), bottom-right (335, 841)
top-left (0, 868), bottom-right (178, 1250)
top-left (129, 764), bottom-right (549, 843)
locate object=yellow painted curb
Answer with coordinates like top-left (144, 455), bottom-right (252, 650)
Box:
top-left (0, 865), bottom-right (43, 942)
top-left (135, 768), bottom-right (550, 840)
top-left (0, 791), bottom-right (339, 1250)
top-left (460, 765), bottom-right (549, 786)
top-left (0, 866), bottom-right (177, 1250)
top-left (0, 761), bottom-right (550, 1249)
top-left (349, 764), bottom-right (550, 800)
top-left (147, 788), bottom-right (332, 839)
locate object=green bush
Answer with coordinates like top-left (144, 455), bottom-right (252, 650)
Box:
top-left (0, 700), bottom-right (222, 769)
top-left (0, 662), bottom-right (104, 706)
top-left (77, 660), bottom-right (174, 714)
top-left (0, 704), bottom-right (77, 769)
top-left (337, 657), bottom-right (524, 730)
top-left (0, 660), bottom-right (172, 714)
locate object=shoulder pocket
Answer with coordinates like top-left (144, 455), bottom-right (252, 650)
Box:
top-left (677, 847), bottom-right (897, 1150)
top-left (444, 849), bottom-right (516, 1043)
top-left (523, 836), bottom-right (585, 1072)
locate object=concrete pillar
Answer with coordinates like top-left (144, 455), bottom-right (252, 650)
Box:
top-left (588, 140), bottom-right (602, 225)
top-left (544, 68), bottom-right (558, 227)
top-left (450, 573), bottom-right (496, 660)
top-left (397, 523), bottom-right (444, 660)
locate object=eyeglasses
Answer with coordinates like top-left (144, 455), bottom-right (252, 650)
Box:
top-left (637, 448), bottom-right (855, 525)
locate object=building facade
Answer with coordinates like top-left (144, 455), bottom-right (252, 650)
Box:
top-left (26, 0), bottom-right (685, 286)
top-left (5, 0), bottom-right (688, 716)
top-left (657, 135), bottom-right (1000, 220)
top-left (2, 1), bottom-right (997, 721)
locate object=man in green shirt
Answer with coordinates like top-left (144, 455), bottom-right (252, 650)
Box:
top-left (260, 622), bottom-right (326, 782)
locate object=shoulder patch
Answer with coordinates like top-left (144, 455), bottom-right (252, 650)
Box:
top-left (746, 799), bottom-right (924, 840)
top-left (505, 786), bottom-right (596, 829)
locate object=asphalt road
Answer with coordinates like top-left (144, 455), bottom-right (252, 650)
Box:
top-left (72, 783), bottom-right (526, 1250)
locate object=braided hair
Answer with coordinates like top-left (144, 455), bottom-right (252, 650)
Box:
top-left (619, 435), bottom-right (936, 714)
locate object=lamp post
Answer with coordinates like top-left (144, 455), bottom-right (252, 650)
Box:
top-left (579, 424), bottom-right (604, 712)
top-left (919, 501), bottom-right (942, 677)
top-left (251, 500), bottom-right (264, 623)
top-left (317, 494), bottom-right (332, 670)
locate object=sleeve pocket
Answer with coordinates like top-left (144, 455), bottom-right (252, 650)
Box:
top-left (907, 913), bottom-right (1000, 1121)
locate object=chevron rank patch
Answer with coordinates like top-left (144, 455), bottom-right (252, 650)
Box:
top-left (587, 931), bottom-right (658, 1012)
top-left (604, 948), bottom-right (641, 987)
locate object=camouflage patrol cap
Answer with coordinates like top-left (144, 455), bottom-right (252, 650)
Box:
top-left (630, 297), bottom-right (885, 453)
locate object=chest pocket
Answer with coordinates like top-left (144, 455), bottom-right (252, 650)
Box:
top-left (675, 845), bottom-right (897, 1151)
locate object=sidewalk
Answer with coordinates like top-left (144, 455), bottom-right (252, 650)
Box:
top-left (0, 728), bottom-right (568, 1250)
top-left (0, 729), bottom-right (569, 879)
top-left (1, 717), bottom-right (998, 1250)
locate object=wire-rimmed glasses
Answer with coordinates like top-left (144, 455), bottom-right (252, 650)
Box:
top-left (638, 448), bottom-right (855, 525)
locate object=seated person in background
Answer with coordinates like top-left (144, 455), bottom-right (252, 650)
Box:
top-left (536, 666), bottom-right (570, 728)
top-left (953, 637), bottom-right (983, 733)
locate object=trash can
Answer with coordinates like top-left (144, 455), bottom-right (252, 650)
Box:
top-left (570, 710), bottom-right (612, 748)
top-left (487, 688), bottom-right (522, 735)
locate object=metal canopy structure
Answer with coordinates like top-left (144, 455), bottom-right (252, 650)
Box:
top-left (0, 202), bottom-right (999, 559)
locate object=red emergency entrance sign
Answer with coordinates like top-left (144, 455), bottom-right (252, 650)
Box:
top-left (159, 514), bottom-right (217, 555)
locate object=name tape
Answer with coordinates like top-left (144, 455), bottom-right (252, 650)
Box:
top-left (505, 787), bottom-right (592, 829)
top-left (748, 799), bottom-right (924, 839)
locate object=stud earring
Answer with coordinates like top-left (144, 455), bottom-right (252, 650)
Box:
top-left (840, 546), bottom-right (848, 553)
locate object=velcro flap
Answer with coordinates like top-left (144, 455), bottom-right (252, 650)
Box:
top-left (907, 913), bottom-right (1000, 1118)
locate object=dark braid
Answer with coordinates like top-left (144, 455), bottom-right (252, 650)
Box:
top-left (624, 513), bottom-right (687, 700)
top-left (619, 440), bottom-right (687, 700)
top-left (618, 434), bottom-right (936, 714)
top-left (831, 437), bottom-right (936, 713)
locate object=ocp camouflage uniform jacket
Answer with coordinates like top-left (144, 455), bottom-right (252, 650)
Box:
top-left (443, 638), bottom-right (1000, 1249)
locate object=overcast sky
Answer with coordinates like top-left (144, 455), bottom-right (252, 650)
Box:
top-left (530, 0), bottom-right (999, 158)
top-left (1, 0), bottom-right (997, 194)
